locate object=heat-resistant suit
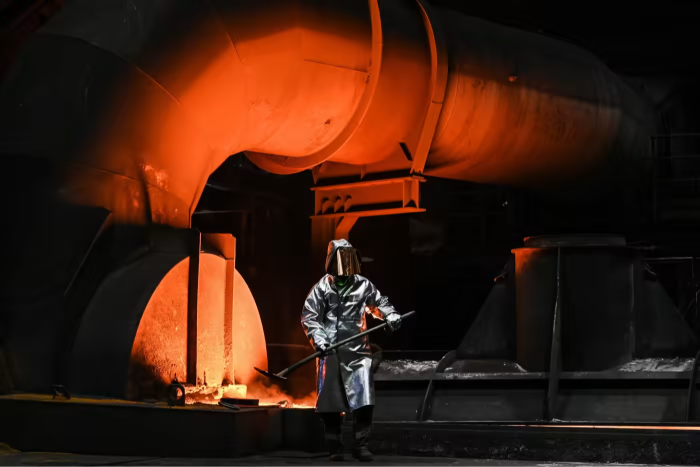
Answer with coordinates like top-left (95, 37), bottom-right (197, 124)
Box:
top-left (301, 239), bottom-right (400, 412)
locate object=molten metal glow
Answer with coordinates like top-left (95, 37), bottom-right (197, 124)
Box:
top-left (231, 269), bottom-right (268, 385)
top-left (247, 380), bottom-right (317, 409)
top-left (184, 381), bottom-right (316, 408)
top-left (129, 253), bottom-right (269, 401)
top-left (185, 383), bottom-right (247, 405)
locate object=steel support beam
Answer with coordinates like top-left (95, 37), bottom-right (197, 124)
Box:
top-left (187, 229), bottom-right (201, 385)
top-left (335, 216), bottom-right (358, 240)
top-left (202, 233), bottom-right (236, 385)
top-left (545, 247), bottom-right (563, 420)
top-left (311, 176), bottom-right (426, 274)
top-left (410, 0), bottom-right (448, 175)
top-left (311, 176), bottom-right (426, 238)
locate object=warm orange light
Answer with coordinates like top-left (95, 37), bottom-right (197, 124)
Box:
top-left (128, 253), bottom-right (274, 403)
top-left (231, 269), bottom-right (268, 385)
top-left (246, 378), bottom-right (317, 409)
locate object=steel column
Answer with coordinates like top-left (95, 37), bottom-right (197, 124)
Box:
top-left (545, 247), bottom-right (563, 420)
top-left (410, 0), bottom-right (448, 176)
top-left (202, 233), bottom-right (237, 385)
top-left (187, 229), bottom-right (201, 385)
top-left (335, 216), bottom-right (358, 241)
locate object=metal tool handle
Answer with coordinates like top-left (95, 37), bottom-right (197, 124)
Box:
top-left (279, 310), bottom-right (416, 378)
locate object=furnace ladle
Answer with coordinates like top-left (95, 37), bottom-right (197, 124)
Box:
top-left (254, 310), bottom-right (416, 382)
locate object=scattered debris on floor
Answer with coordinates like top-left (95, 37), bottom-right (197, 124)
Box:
top-left (617, 358), bottom-right (694, 372)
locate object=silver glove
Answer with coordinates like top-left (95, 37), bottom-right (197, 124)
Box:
top-left (316, 343), bottom-right (335, 355)
top-left (386, 313), bottom-right (402, 332)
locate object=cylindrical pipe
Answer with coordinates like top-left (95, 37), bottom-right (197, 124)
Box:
top-left (426, 12), bottom-right (653, 188)
top-left (0, 0), bottom-right (654, 228)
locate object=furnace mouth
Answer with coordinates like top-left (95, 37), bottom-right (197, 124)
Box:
top-left (126, 252), bottom-right (316, 409)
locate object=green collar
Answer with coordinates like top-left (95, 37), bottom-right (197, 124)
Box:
top-left (333, 275), bottom-right (353, 295)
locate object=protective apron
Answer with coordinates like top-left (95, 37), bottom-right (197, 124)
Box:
top-left (301, 239), bottom-right (398, 412)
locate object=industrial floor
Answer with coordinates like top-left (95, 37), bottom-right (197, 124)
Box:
top-left (0, 446), bottom-right (683, 466)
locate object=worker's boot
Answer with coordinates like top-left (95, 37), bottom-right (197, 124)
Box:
top-left (321, 413), bottom-right (345, 461)
top-left (352, 406), bottom-right (373, 462)
top-left (329, 443), bottom-right (345, 462)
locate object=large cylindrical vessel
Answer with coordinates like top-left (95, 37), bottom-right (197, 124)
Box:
top-left (0, 0), bottom-right (654, 226)
top-left (426, 13), bottom-right (652, 188)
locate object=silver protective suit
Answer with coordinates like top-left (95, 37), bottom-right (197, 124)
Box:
top-left (301, 239), bottom-right (400, 411)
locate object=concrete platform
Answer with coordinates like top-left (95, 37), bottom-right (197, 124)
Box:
top-left (0, 394), bottom-right (324, 457)
top-left (370, 422), bottom-right (700, 465)
top-left (0, 445), bottom-right (685, 466)
top-left (3, 394), bottom-right (700, 465)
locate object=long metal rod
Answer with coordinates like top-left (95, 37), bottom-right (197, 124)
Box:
top-left (545, 247), bottom-right (563, 421)
top-left (284, 310), bottom-right (416, 376)
top-left (267, 311), bottom-right (416, 379)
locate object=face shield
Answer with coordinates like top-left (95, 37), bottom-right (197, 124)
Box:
top-left (334, 247), bottom-right (361, 276)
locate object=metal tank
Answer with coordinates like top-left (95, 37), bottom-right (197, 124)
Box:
top-left (513, 235), bottom-right (636, 372)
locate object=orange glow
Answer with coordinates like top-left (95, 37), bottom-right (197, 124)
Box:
top-left (198, 255), bottom-right (227, 385)
top-left (9, 0), bottom-right (653, 230)
top-left (510, 425), bottom-right (700, 431)
top-left (185, 383), bottom-right (247, 405)
top-left (246, 378), bottom-right (317, 409)
top-left (129, 257), bottom-right (188, 398)
top-left (128, 253), bottom-right (270, 402)
top-left (183, 380), bottom-right (316, 408)
top-left (231, 269), bottom-right (267, 385)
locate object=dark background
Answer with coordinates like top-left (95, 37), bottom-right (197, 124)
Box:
top-left (3, 0), bottom-right (700, 353)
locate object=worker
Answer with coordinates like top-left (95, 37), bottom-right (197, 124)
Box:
top-left (301, 239), bottom-right (402, 462)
